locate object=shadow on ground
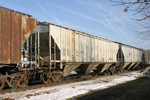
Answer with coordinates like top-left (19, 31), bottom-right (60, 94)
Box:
top-left (76, 77), bottom-right (150, 100)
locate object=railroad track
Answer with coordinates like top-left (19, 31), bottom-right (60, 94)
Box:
top-left (0, 70), bottom-right (135, 94)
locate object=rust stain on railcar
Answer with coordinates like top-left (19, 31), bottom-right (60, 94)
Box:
top-left (67, 30), bottom-right (70, 48)
top-left (11, 12), bottom-right (22, 63)
top-left (2, 10), bottom-right (11, 63)
top-left (0, 8), bottom-right (36, 64)
top-left (67, 30), bottom-right (70, 61)
top-left (72, 30), bottom-right (75, 62)
top-left (22, 16), bottom-right (36, 44)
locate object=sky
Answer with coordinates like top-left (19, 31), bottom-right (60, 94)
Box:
top-left (0, 0), bottom-right (148, 49)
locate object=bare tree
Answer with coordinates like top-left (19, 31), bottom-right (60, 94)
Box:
top-left (110, 0), bottom-right (150, 49)
top-left (110, 0), bottom-right (150, 21)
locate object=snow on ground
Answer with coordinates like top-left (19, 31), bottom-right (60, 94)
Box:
top-left (0, 71), bottom-right (141, 100)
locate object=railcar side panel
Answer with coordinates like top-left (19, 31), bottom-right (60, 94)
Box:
top-left (1, 10), bottom-right (11, 64)
top-left (122, 45), bottom-right (131, 63)
top-left (11, 12), bottom-right (22, 63)
top-left (122, 44), bottom-right (142, 63)
top-left (60, 27), bottom-right (66, 62)
top-left (0, 8), bottom-right (36, 64)
top-left (75, 33), bottom-right (79, 62)
top-left (72, 30), bottom-right (75, 62)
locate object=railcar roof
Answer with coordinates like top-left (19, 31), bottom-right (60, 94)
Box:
top-left (0, 6), bottom-right (32, 17)
top-left (38, 21), bottom-right (143, 51)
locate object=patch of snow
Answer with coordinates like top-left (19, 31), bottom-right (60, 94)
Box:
top-left (0, 71), bottom-right (141, 100)
top-left (69, 71), bottom-right (78, 75)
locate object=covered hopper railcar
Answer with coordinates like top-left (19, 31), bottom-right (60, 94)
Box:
top-left (121, 44), bottom-right (143, 70)
top-left (34, 22), bottom-right (120, 76)
top-left (0, 6), bottom-right (146, 90)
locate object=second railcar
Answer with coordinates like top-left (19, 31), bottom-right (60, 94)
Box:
top-left (121, 44), bottom-right (143, 70)
top-left (27, 22), bottom-right (121, 77)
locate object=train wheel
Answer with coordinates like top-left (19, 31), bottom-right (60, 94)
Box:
top-left (0, 81), bottom-right (5, 90)
top-left (19, 76), bottom-right (28, 88)
top-left (10, 79), bottom-right (20, 88)
top-left (52, 71), bottom-right (62, 82)
top-left (92, 70), bottom-right (98, 76)
top-left (109, 70), bottom-right (113, 75)
top-left (0, 74), bottom-right (5, 90)
top-left (9, 76), bottom-right (21, 88)
top-left (109, 66), bottom-right (117, 75)
top-left (120, 67), bottom-right (124, 72)
top-left (19, 81), bottom-right (28, 87)
top-left (41, 72), bottom-right (49, 84)
top-left (116, 67), bottom-right (121, 73)
top-left (106, 69), bottom-right (113, 75)
top-left (48, 72), bottom-right (52, 82)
